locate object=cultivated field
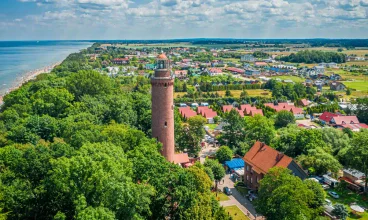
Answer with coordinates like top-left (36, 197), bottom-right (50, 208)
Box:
top-left (174, 89), bottom-right (272, 98)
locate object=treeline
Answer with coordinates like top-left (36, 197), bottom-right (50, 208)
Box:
top-left (0, 47), bottom-right (230, 219)
top-left (264, 79), bottom-right (316, 101)
top-left (175, 82), bottom-right (261, 92)
top-left (279, 50), bottom-right (346, 63)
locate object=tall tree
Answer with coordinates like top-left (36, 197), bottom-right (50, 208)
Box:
top-left (219, 109), bottom-right (246, 148)
top-left (356, 98), bottom-right (368, 124)
top-left (245, 114), bottom-right (275, 145)
top-left (215, 146), bottom-right (233, 163)
top-left (346, 129), bottom-right (368, 192)
top-left (255, 167), bottom-right (314, 220)
top-left (274, 110), bottom-right (295, 128)
top-left (177, 115), bottom-right (207, 156)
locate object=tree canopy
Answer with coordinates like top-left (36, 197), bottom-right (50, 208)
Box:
top-left (0, 47), bottom-right (228, 219)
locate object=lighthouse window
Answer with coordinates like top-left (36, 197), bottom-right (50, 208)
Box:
top-left (164, 121), bottom-right (167, 128)
top-left (164, 83), bottom-right (167, 88)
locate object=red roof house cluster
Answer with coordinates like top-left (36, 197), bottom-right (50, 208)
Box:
top-left (318, 112), bottom-right (368, 131)
top-left (197, 106), bottom-right (217, 121)
top-left (174, 70), bottom-right (188, 79)
top-left (208, 68), bottom-right (223, 76)
top-left (179, 107), bottom-right (197, 120)
top-left (112, 58), bottom-right (129, 64)
top-left (226, 67), bottom-right (245, 74)
top-left (265, 103), bottom-right (303, 116)
top-left (222, 104), bottom-right (263, 117)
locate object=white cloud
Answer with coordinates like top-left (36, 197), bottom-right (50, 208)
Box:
top-left (9, 0), bottom-right (368, 39)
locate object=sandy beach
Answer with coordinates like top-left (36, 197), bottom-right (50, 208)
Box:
top-left (0, 62), bottom-right (61, 105)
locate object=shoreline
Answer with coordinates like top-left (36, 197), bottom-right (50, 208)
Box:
top-left (0, 62), bottom-right (61, 105)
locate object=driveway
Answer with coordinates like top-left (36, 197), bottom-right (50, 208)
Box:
top-left (218, 174), bottom-right (263, 220)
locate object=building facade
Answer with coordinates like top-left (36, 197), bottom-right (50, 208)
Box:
top-left (151, 54), bottom-right (175, 162)
top-left (243, 141), bottom-right (307, 190)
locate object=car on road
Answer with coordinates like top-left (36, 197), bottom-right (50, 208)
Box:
top-left (223, 187), bottom-right (232, 195)
top-left (328, 191), bottom-right (339, 199)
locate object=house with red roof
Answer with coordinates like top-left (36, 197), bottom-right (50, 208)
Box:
top-left (174, 70), bottom-right (188, 79)
top-left (299, 99), bottom-right (311, 107)
top-left (340, 123), bottom-right (368, 132)
top-left (331, 116), bottom-right (360, 125)
top-left (208, 68), bottom-right (223, 76)
top-left (319, 112), bottom-right (339, 124)
top-left (264, 103), bottom-right (303, 119)
top-left (240, 104), bottom-right (252, 111)
top-left (197, 106), bottom-right (217, 123)
top-left (179, 107), bottom-right (197, 120)
top-left (173, 153), bottom-right (191, 167)
top-left (222, 105), bottom-right (234, 113)
top-left (226, 67), bottom-right (245, 74)
top-left (249, 109), bottom-right (264, 117)
top-left (112, 58), bottom-right (129, 65)
top-left (243, 106), bottom-right (257, 115)
top-left (290, 107), bottom-right (304, 119)
top-left (237, 109), bottom-right (245, 117)
top-left (243, 141), bottom-right (307, 190)
top-left (254, 62), bottom-right (268, 67)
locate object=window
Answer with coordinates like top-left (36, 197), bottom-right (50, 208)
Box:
top-left (246, 165), bottom-right (249, 171)
top-left (246, 175), bottom-right (249, 181)
top-left (256, 177), bottom-right (259, 183)
top-left (164, 121), bottom-right (167, 128)
top-left (250, 178), bottom-right (253, 184)
top-left (164, 83), bottom-right (167, 88)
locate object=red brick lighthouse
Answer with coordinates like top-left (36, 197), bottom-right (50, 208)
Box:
top-left (151, 53), bottom-right (175, 162)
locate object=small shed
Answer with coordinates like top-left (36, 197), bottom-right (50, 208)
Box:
top-left (224, 158), bottom-right (244, 172)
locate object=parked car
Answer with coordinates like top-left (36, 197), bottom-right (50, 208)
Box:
top-left (223, 187), bottom-right (232, 195)
top-left (322, 184), bottom-right (330, 190)
top-left (248, 193), bottom-right (258, 202)
top-left (328, 191), bottom-right (339, 199)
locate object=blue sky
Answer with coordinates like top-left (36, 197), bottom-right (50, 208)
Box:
top-left (0, 0), bottom-right (367, 40)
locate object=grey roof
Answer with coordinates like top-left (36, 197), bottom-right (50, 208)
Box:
top-left (343, 168), bottom-right (365, 179)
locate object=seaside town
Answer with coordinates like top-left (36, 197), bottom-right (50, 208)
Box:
top-left (0, 40), bottom-right (367, 220)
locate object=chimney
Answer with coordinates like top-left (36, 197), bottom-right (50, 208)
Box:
top-left (277, 152), bottom-right (284, 162)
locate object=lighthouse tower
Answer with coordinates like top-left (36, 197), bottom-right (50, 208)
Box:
top-left (151, 53), bottom-right (175, 162)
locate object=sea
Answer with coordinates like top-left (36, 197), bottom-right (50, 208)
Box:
top-left (0, 41), bottom-right (93, 95)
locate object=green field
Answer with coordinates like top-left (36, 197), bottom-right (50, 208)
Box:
top-left (343, 81), bottom-right (368, 91)
top-left (270, 75), bottom-right (305, 83)
top-left (224, 205), bottom-right (250, 220)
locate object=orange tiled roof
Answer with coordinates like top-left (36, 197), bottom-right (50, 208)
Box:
top-left (243, 141), bottom-right (293, 174)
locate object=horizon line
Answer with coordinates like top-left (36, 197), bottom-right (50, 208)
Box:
top-left (1, 38), bottom-right (368, 42)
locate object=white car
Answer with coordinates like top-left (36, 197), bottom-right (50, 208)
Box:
top-left (328, 191), bottom-right (339, 199)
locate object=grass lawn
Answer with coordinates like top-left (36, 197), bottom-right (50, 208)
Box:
top-left (213, 192), bottom-right (230, 202)
top-left (270, 75), bottom-right (305, 83)
top-left (224, 205), bottom-right (250, 220)
top-left (326, 189), bottom-right (368, 220)
top-left (205, 123), bottom-right (218, 130)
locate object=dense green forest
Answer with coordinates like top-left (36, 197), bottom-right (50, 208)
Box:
top-left (0, 48), bottom-right (229, 219)
top-left (279, 50), bottom-right (346, 63)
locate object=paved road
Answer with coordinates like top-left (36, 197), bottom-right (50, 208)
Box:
top-left (218, 174), bottom-right (264, 220)
top-left (198, 145), bottom-right (264, 219)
